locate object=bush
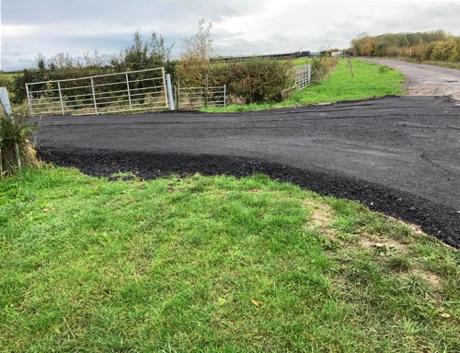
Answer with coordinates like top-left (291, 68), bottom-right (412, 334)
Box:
top-left (310, 56), bottom-right (338, 83)
top-left (209, 58), bottom-right (295, 104)
top-left (11, 66), bottom-right (112, 105)
top-left (0, 105), bottom-right (38, 177)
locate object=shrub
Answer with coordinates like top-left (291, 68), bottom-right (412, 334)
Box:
top-left (209, 58), bottom-right (295, 104)
top-left (310, 56), bottom-right (338, 83)
top-left (0, 103), bottom-right (38, 177)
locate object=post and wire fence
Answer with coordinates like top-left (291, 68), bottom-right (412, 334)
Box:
top-left (25, 68), bottom-right (168, 116)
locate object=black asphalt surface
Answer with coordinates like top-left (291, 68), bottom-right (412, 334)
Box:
top-left (34, 96), bottom-right (460, 247)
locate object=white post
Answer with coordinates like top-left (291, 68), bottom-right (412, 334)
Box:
top-left (307, 64), bottom-right (311, 86)
top-left (223, 84), bottom-right (227, 107)
top-left (0, 87), bottom-right (13, 116)
top-left (90, 78), bottom-right (98, 114)
top-left (57, 81), bottom-right (65, 115)
top-left (166, 74), bottom-right (175, 110)
top-left (0, 87), bottom-right (21, 170)
top-left (161, 67), bottom-right (168, 108)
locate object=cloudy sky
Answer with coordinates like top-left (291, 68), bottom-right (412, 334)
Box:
top-left (1, 0), bottom-right (460, 71)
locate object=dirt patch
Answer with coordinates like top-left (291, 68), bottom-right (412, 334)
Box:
top-left (303, 200), bottom-right (337, 239)
top-left (405, 82), bottom-right (460, 104)
top-left (410, 269), bottom-right (442, 289)
top-left (358, 238), bottom-right (410, 255)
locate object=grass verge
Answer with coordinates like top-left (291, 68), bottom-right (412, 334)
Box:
top-left (418, 60), bottom-right (460, 70)
top-left (397, 58), bottom-right (460, 70)
top-left (203, 58), bottom-right (405, 113)
top-left (1, 166), bottom-right (459, 352)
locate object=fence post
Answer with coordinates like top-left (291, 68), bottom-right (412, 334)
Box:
top-left (223, 84), bottom-right (227, 107)
top-left (0, 87), bottom-right (21, 170)
top-left (174, 86), bottom-right (178, 110)
top-left (90, 78), bottom-right (98, 114)
top-left (204, 74), bottom-right (209, 108)
top-left (57, 81), bottom-right (65, 115)
top-left (166, 74), bottom-right (175, 111)
top-left (126, 73), bottom-right (132, 110)
top-left (307, 64), bottom-right (311, 86)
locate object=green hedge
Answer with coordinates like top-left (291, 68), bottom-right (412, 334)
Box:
top-left (207, 58), bottom-right (295, 104)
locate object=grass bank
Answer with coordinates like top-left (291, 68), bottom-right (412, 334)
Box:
top-left (1, 167), bottom-right (459, 352)
top-left (398, 58), bottom-right (460, 70)
top-left (204, 58), bottom-right (405, 113)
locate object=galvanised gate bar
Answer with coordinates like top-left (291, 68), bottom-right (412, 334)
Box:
top-left (25, 67), bottom-right (168, 116)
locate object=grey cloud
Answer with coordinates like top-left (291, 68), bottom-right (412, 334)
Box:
top-left (2, 0), bottom-right (460, 71)
top-left (2, 0), bottom-right (263, 26)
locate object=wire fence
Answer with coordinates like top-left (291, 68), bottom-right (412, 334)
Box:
top-left (294, 64), bottom-right (311, 90)
top-left (25, 68), bottom-right (168, 116)
top-left (175, 85), bottom-right (226, 109)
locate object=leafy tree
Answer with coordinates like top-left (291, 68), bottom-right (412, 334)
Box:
top-left (422, 42), bottom-right (435, 61)
top-left (111, 30), bottom-right (174, 73)
top-left (398, 35), bottom-right (410, 48)
top-left (35, 53), bottom-right (46, 71)
top-left (431, 40), bottom-right (457, 61)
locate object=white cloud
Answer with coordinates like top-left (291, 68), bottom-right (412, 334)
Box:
top-left (1, 0), bottom-right (460, 71)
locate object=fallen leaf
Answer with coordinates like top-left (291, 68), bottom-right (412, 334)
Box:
top-left (440, 313), bottom-right (451, 318)
top-left (250, 297), bottom-right (262, 307)
top-left (42, 208), bottom-right (50, 213)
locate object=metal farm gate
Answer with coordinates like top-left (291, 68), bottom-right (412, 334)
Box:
top-left (175, 85), bottom-right (226, 109)
top-left (294, 64), bottom-right (311, 90)
top-left (26, 68), bottom-right (168, 116)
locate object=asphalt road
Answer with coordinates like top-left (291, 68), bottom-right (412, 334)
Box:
top-left (35, 96), bottom-right (460, 247)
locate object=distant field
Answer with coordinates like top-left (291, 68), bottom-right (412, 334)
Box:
top-left (292, 57), bottom-right (312, 66)
top-left (0, 72), bottom-right (21, 79)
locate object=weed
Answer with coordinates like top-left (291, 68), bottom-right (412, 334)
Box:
top-left (387, 255), bottom-right (412, 272)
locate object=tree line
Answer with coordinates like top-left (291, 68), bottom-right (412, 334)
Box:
top-left (351, 30), bottom-right (460, 62)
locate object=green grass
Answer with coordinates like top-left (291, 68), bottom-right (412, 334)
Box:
top-left (203, 58), bottom-right (405, 113)
top-left (1, 166), bottom-right (459, 352)
top-left (0, 72), bottom-right (20, 83)
top-left (292, 57), bottom-right (311, 67)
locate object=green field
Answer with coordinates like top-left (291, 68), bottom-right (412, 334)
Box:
top-left (204, 58), bottom-right (405, 112)
top-left (1, 167), bottom-right (459, 352)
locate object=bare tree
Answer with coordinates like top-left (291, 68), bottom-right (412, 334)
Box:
top-left (178, 19), bottom-right (213, 86)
